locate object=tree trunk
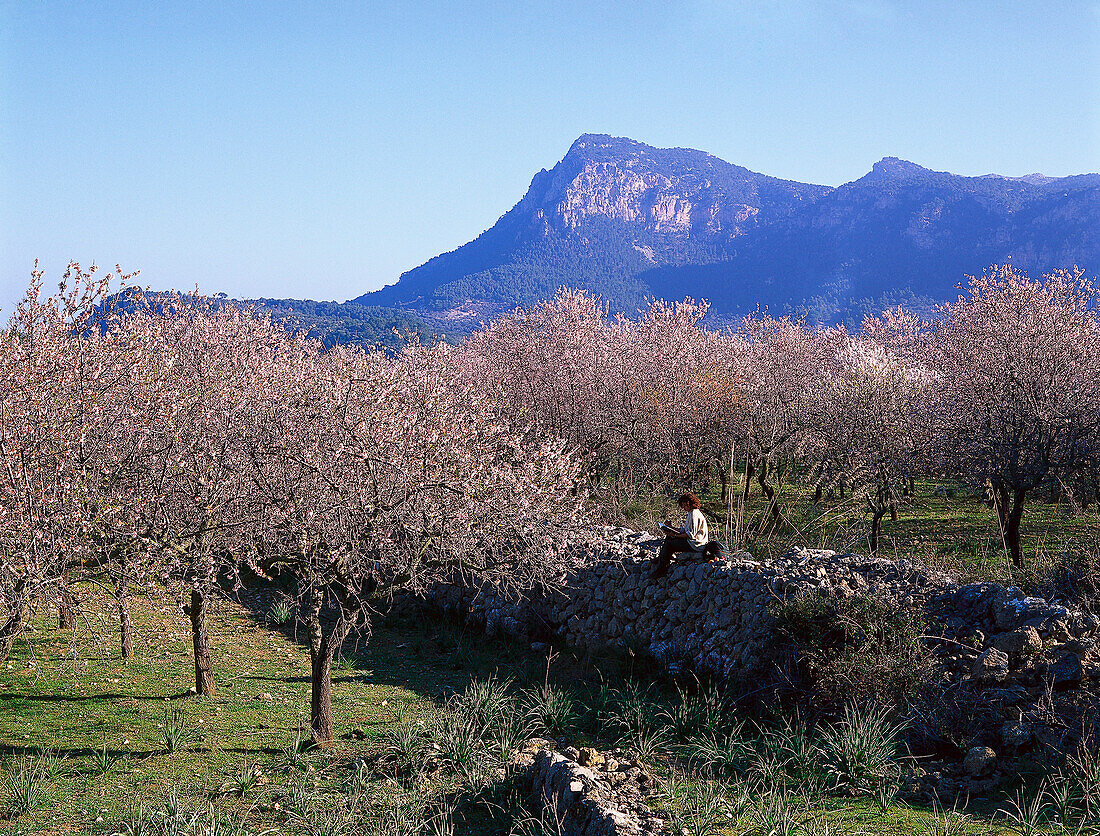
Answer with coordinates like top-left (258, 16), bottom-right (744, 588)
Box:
top-left (1006, 488), bottom-right (1027, 569)
top-left (813, 484), bottom-right (823, 504)
top-left (757, 459), bottom-right (780, 522)
top-left (889, 500), bottom-right (898, 522)
top-left (743, 461), bottom-right (755, 501)
top-left (190, 589), bottom-right (215, 696)
top-left (310, 642), bottom-right (335, 745)
top-left (58, 592), bottom-right (75, 630)
top-left (119, 593), bottom-right (133, 660)
top-left (0, 577), bottom-right (28, 660)
top-left (0, 606), bottom-right (24, 660)
top-left (58, 562), bottom-right (75, 630)
top-left (869, 506), bottom-right (886, 555)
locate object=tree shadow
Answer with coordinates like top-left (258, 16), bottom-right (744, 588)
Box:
top-left (0, 687), bottom-right (194, 703)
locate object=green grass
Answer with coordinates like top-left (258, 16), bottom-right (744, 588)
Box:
top-left (0, 580), bottom-right (1074, 834)
top-left (625, 476), bottom-right (1100, 575)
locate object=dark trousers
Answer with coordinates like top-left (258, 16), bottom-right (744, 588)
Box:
top-left (651, 535), bottom-right (701, 578)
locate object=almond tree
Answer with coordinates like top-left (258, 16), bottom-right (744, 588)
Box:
top-left (0, 265), bottom-right (129, 656)
top-left (928, 265), bottom-right (1100, 567)
top-left (734, 315), bottom-right (830, 525)
top-left (810, 332), bottom-right (927, 554)
top-left (245, 340), bottom-right (585, 744)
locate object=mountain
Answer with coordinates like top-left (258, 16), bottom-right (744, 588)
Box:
top-left (645, 156), bottom-right (1100, 324)
top-left (356, 134), bottom-right (830, 317)
top-left (356, 134), bottom-right (1100, 327)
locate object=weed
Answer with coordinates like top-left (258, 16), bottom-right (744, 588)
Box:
top-left (924, 799), bottom-right (973, 836)
top-left (998, 785), bottom-right (1054, 836)
top-left (522, 683), bottom-right (577, 739)
top-left (265, 596), bottom-right (294, 626)
top-left (280, 724), bottom-right (314, 773)
top-left (92, 741), bottom-right (123, 776)
top-left (601, 680), bottom-right (663, 741)
top-left (661, 679), bottom-right (733, 741)
top-left (2, 754), bottom-right (48, 819)
top-left (683, 724), bottom-right (752, 777)
top-left (220, 762), bottom-right (262, 798)
top-left (747, 786), bottom-right (816, 836)
top-left (815, 703), bottom-right (903, 795)
top-left (757, 713), bottom-right (823, 795)
top-left (453, 675), bottom-right (518, 738)
top-left (162, 704), bottom-right (198, 754)
top-left (378, 721), bottom-right (431, 776)
top-left (663, 778), bottom-right (735, 836)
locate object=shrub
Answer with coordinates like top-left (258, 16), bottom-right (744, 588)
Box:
top-left (773, 591), bottom-right (938, 708)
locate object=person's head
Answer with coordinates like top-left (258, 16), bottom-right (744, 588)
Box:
top-left (677, 493), bottom-right (701, 511)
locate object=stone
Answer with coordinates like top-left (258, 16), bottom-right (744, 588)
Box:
top-left (1000, 720), bottom-right (1033, 749)
top-left (1050, 652), bottom-right (1083, 689)
top-left (972, 648), bottom-right (1010, 682)
top-left (963, 746), bottom-right (997, 778)
top-left (577, 747), bottom-right (605, 768)
top-left (991, 627), bottom-right (1042, 656)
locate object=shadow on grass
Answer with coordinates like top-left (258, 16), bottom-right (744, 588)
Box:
top-left (0, 687), bottom-right (194, 703)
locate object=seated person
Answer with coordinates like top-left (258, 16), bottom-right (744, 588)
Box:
top-left (650, 492), bottom-right (712, 578)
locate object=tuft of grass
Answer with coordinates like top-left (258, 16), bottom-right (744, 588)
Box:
top-left (92, 741), bottom-right (123, 776)
top-left (661, 679), bottom-right (733, 742)
top-left (521, 683), bottom-right (577, 740)
top-left (663, 777), bottom-right (738, 836)
top-left (265, 596), bottom-right (294, 626)
top-left (2, 754), bottom-right (49, 819)
top-left (682, 723), bottom-right (752, 778)
top-left (377, 721), bottom-right (432, 777)
top-left (815, 703), bottom-right (904, 795)
top-left (162, 703), bottom-right (199, 754)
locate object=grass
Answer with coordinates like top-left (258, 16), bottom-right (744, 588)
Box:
top-left (625, 475), bottom-right (1100, 577)
top-left (0, 571), bottom-right (1087, 834)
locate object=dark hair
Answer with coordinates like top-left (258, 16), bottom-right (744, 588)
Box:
top-left (677, 492), bottom-right (702, 510)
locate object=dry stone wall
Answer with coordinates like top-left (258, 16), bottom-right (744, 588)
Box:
top-left (422, 527), bottom-right (1100, 692)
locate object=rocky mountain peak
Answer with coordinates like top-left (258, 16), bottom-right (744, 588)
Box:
top-left (518, 134), bottom-right (828, 239)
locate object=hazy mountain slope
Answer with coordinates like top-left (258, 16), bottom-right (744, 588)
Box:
top-left (357, 134), bottom-right (830, 315)
top-left (358, 136), bottom-right (1099, 324)
top-left (645, 158), bottom-right (1100, 322)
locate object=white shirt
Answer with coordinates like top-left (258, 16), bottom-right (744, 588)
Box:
top-left (681, 508), bottom-right (708, 549)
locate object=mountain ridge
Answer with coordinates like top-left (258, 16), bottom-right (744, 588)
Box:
top-left (355, 134), bottom-right (1099, 326)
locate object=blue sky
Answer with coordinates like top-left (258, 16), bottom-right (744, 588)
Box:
top-left (1, 1), bottom-right (1097, 315)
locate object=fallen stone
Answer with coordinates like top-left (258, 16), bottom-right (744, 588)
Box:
top-left (972, 648), bottom-right (1010, 682)
top-left (963, 746), bottom-right (997, 778)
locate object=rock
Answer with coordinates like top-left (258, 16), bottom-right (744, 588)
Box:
top-left (991, 627), bottom-right (1042, 656)
top-left (577, 747), bottom-right (605, 769)
top-left (1050, 652), bottom-right (1083, 689)
top-left (1000, 720), bottom-right (1033, 749)
top-left (963, 746), bottom-right (997, 778)
top-left (972, 648), bottom-right (1010, 682)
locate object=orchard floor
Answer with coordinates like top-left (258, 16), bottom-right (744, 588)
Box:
top-left (0, 585), bottom-right (1060, 835)
top-left (625, 478), bottom-right (1100, 578)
